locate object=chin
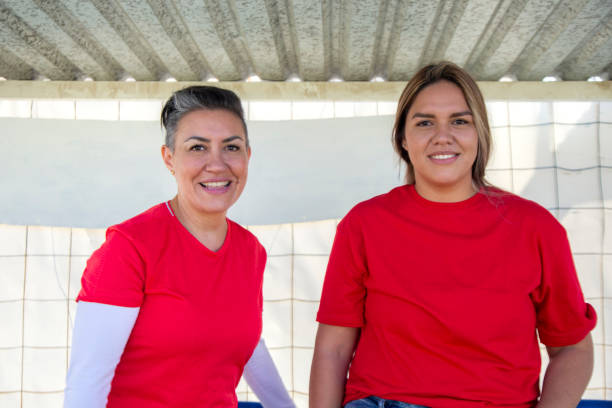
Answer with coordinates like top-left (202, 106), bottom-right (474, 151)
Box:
top-left (198, 202), bottom-right (230, 213)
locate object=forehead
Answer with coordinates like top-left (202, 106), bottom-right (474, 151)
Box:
top-left (176, 109), bottom-right (245, 137)
top-left (409, 80), bottom-right (468, 113)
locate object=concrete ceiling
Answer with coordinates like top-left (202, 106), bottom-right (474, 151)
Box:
top-left (0, 0), bottom-right (610, 83)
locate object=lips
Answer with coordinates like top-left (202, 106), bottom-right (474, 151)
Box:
top-left (429, 153), bottom-right (458, 159)
top-left (201, 181), bottom-right (230, 188)
top-left (199, 180), bottom-right (232, 193)
top-left (428, 152), bottom-right (460, 164)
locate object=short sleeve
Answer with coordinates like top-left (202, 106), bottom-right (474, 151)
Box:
top-left (77, 228), bottom-right (146, 307)
top-left (257, 243), bottom-right (266, 313)
top-left (531, 219), bottom-right (597, 347)
top-left (316, 214), bottom-right (367, 327)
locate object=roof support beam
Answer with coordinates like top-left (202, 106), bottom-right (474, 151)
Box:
top-left (465, 0), bottom-right (528, 79)
top-left (0, 45), bottom-right (34, 80)
top-left (32, 0), bottom-right (124, 80)
top-left (0, 1), bottom-right (83, 79)
top-left (419, 0), bottom-right (469, 66)
top-left (146, 0), bottom-right (214, 80)
top-left (264, 0), bottom-right (300, 79)
top-left (90, 0), bottom-right (168, 80)
top-left (509, 0), bottom-right (589, 80)
top-left (322, 0), bottom-right (350, 80)
top-left (555, 8), bottom-right (612, 80)
top-left (204, 0), bottom-right (257, 79)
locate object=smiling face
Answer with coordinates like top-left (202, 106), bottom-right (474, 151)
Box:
top-left (162, 108), bottom-right (251, 219)
top-left (402, 80), bottom-right (478, 202)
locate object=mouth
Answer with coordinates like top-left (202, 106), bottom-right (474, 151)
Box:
top-left (199, 180), bottom-right (232, 192)
top-left (429, 153), bottom-right (459, 162)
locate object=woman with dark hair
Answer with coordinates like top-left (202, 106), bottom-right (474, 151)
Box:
top-left (64, 86), bottom-right (294, 408)
top-left (310, 62), bottom-right (596, 408)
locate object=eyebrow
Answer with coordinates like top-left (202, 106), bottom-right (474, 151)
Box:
top-left (184, 135), bottom-right (244, 143)
top-left (411, 111), bottom-right (472, 119)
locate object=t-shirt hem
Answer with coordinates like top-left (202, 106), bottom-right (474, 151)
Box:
top-left (316, 314), bottom-right (363, 328)
top-left (539, 323), bottom-right (596, 347)
top-left (539, 304), bottom-right (597, 347)
top-left (76, 294), bottom-right (142, 308)
top-left (344, 391), bottom-right (536, 408)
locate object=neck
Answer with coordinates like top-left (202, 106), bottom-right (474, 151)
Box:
top-left (413, 181), bottom-right (477, 203)
top-left (170, 196), bottom-right (228, 251)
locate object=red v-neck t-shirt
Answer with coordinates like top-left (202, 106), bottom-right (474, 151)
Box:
top-left (78, 202), bottom-right (266, 407)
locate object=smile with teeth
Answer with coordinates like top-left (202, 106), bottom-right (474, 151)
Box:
top-left (430, 153), bottom-right (458, 160)
top-left (200, 181), bottom-right (231, 188)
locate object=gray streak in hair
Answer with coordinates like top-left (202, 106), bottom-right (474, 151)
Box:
top-left (161, 86), bottom-right (248, 151)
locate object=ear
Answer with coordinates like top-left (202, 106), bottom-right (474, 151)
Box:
top-left (400, 129), bottom-right (408, 152)
top-left (161, 145), bottom-right (174, 173)
top-left (247, 146), bottom-right (252, 160)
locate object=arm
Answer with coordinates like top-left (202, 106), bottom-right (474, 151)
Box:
top-left (243, 338), bottom-right (295, 408)
top-left (64, 301), bottom-right (139, 408)
top-left (309, 323), bottom-right (360, 408)
top-left (537, 333), bottom-right (593, 408)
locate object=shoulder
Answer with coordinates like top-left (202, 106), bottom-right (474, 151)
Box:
top-left (228, 219), bottom-right (266, 253)
top-left (104, 203), bottom-right (174, 256)
top-left (337, 185), bottom-right (407, 235)
top-left (110, 203), bottom-right (172, 241)
top-left (345, 185), bottom-right (407, 220)
top-left (227, 220), bottom-right (267, 273)
top-left (484, 187), bottom-right (564, 233)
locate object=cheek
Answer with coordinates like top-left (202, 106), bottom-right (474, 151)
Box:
top-left (468, 133), bottom-right (480, 156)
top-left (403, 135), bottom-right (426, 161)
top-left (176, 157), bottom-right (200, 174)
top-left (465, 137), bottom-right (480, 169)
top-left (230, 156), bottom-right (250, 176)
top-left (457, 129), bottom-right (479, 152)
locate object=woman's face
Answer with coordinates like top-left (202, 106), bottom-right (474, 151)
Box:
top-left (162, 109), bottom-right (250, 218)
top-left (402, 80), bottom-right (478, 202)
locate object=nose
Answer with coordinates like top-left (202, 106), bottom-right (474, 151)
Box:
top-left (432, 123), bottom-right (453, 144)
top-left (204, 148), bottom-right (228, 172)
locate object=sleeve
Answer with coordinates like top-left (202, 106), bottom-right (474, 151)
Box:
top-left (257, 242), bottom-right (267, 313)
top-left (77, 228), bottom-right (146, 307)
top-left (243, 338), bottom-right (295, 408)
top-left (64, 301), bottom-right (140, 408)
top-left (316, 214), bottom-right (368, 327)
top-left (531, 218), bottom-right (597, 347)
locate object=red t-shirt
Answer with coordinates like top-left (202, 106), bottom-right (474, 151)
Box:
top-left (317, 185), bottom-right (596, 408)
top-left (77, 202), bottom-right (266, 407)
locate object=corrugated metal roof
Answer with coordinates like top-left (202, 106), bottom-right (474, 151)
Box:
top-left (0, 0), bottom-right (610, 82)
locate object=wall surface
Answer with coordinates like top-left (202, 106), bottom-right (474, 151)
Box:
top-left (1, 115), bottom-right (400, 227)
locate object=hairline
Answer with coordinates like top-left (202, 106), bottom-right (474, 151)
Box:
top-left (392, 63), bottom-right (492, 187)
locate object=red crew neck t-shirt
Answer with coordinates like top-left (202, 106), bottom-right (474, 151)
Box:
top-left (317, 185), bottom-right (596, 408)
top-left (78, 202), bottom-right (266, 407)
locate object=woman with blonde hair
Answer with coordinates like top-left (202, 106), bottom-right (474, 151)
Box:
top-left (310, 62), bottom-right (596, 408)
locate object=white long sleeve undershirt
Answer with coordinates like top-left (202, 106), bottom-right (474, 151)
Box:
top-left (64, 301), bottom-right (295, 408)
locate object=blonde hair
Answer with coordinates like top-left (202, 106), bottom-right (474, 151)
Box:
top-left (392, 61), bottom-right (492, 189)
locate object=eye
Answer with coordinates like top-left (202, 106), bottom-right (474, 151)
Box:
top-left (452, 118), bottom-right (470, 125)
top-left (189, 144), bottom-right (206, 151)
top-left (226, 144), bottom-right (240, 152)
top-left (415, 120), bottom-right (432, 127)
